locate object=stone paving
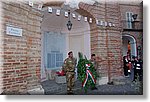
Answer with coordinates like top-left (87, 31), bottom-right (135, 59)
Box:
top-left (41, 76), bottom-right (143, 95)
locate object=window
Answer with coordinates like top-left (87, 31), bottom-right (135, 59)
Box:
top-left (43, 32), bottom-right (66, 69)
top-left (126, 12), bottom-right (133, 29)
top-left (47, 51), bottom-right (63, 68)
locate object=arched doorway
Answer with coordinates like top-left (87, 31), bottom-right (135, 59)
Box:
top-left (122, 34), bottom-right (137, 58)
top-left (40, 5), bottom-right (92, 81)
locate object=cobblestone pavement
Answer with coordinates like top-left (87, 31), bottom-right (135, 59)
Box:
top-left (41, 77), bottom-right (143, 95)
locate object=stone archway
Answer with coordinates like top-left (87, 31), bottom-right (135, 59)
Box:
top-left (40, 2), bottom-right (97, 81)
top-left (122, 34), bottom-right (137, 57)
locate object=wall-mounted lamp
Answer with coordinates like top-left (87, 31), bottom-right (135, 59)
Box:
top-left (132, 14), bottom-right (138, 21)
top-left (66, 10), bottom-right (72, 31)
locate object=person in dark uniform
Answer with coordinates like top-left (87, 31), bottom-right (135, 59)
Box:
top-left (127, 56), bottom-right (132, 74)
top-left (133, 57), bottom-right (143, 81)
top-left (123, 56), bottom-right (129, 77)
top-left (131, 56), bottom-right (136, 80)
top-left (138, 58), bottom-right (143, 81)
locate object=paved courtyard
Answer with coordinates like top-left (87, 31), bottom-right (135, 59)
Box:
top-left (41, 76), bottom-right (143, 95)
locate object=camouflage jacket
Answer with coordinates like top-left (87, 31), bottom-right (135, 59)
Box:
top-left (62, 57), bottom-right (76, 73)
top-left (90, 59), bottom-right (98, 70)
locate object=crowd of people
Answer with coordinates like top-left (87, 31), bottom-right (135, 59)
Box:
top-left (123, 52), bottom-right (143, 82)
top-left (61, 51), bottom-right (143, 94)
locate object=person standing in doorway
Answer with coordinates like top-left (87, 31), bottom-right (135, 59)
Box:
top-left (62, 51), bottom-right (76, 94)
top-left (123, 56), bottom-right (129, 77)
top-left (127, 52), bottom-right (131, 74)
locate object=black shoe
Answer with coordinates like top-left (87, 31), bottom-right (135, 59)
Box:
top-left (91, 87), bottom-right (98, 90)
top-left (67, 92), bottom-right (74, 95)
top-left (107, 81), bottom-right (114, 85)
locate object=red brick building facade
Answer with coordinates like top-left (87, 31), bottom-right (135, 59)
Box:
top-left (0, 0), bottom-right (143, 94)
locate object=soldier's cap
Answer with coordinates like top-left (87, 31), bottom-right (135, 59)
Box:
top-left (91, 54), bottom-right (96, 57)
top-left (68, 51), bottom-right (73, 55)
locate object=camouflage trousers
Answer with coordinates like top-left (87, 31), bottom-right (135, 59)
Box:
top-left (66, 72), bottom-right (75, 93)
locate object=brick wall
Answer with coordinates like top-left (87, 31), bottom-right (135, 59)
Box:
top-left (0, 1), bottom-right (3, 93)
top-left (1, 1), bottom-right (42, 94)
top-left (105, 3), bottom-right (123, 78)
top-left (0, 1), bottom-right (142, 93)
top-left (79, 2), bottom-right (142, 79)
top-left (120, 3), bottom-right (143, 59)
top-left (79, 2), bottom-right (123, 79)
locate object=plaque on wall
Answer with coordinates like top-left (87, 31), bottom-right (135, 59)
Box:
top-left (6, 25), bottom-right (22, 37)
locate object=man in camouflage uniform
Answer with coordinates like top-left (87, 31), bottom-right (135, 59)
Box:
top-left (90, 54), bottom-right (98, 90)
top-left (90, 54), bottom-right (98, 71)
top-left (62, 51), bottom-right (76, 94)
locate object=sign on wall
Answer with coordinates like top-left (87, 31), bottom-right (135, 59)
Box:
top-left (6, 25), bottom-right (22, 37)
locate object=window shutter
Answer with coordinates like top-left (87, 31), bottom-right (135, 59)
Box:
top-left (130, 12), bottom-right (133, 21)
top-left (126, 12), bottom-right (130, 21)
top-left (126, 12), bottom-right (133, 29)
top-left (47, 53), bottom-right (55, 68)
